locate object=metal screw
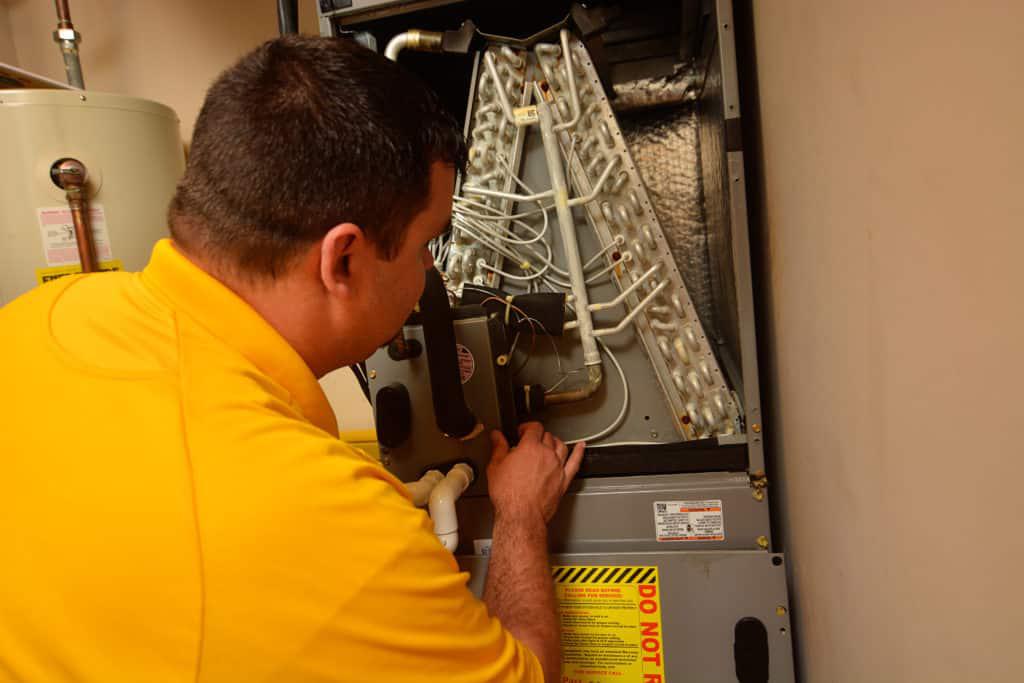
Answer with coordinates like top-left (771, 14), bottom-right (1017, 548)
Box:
top-left (752, 488), bottom-right (765, 502)
top-left (79, 94), bottom-right (86, 101)
top-left (751, 423), bottom-right (761, 433)
top-left (776, 605), bottom-right (787, 616)
top-left (368, 369), bottom-right (377, 379)
top-left (496, 354), bottom-right (509, 366)
top-left (649, 431), bottom-right (658, 439)
top-left (756, 535), bottom-right (769, 550)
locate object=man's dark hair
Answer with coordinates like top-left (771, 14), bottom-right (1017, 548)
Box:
top-left (169, 35), bottom-right (466, 277)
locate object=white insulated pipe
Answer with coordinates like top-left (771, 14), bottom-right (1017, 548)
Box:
top-left (384, 33), bottom-right (411, 61)
top-left (403, 469), bottom-right (444, 507)
top-left (428, 463), bottom-right (474, 552)
top-left (552, 29), bottom-right (580, 132)
top-left (536, 91), bottom-right (601, 367)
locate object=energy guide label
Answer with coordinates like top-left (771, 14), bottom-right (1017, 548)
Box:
top-left (653, 500), bottom-right (725, 542)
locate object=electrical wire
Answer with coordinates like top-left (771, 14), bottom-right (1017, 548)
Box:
top-left (565, 339), bottom-right (628, 445)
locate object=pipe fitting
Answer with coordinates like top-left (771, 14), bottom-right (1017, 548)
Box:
top-left (428, 463), bottom-right (475, 552)
top-left (404, 470), bottom-right (444, 507)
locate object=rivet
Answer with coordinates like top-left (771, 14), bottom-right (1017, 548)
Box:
top-left (496, 354), bottom-right (509, 366)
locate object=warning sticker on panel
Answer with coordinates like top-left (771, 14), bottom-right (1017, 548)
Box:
top-left (36, 260), bottom-right (124, 285)
top-left (654, 500), bottom-right (725, 542)
top-left (553, 565), bottom-right (665, 683)
top-left (37, 205), bottom-right (113, 266)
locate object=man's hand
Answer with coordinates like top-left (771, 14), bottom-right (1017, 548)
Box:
top-left (487, 422), bottom-right (585, 527)
top-left (483, 422), bottom-right (585, 682)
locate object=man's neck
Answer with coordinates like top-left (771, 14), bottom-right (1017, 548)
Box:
top-left (174, 241), bottom-right (340, 378)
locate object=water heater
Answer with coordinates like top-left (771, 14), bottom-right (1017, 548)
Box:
top-left (0, 89), bottom-right (185, 305)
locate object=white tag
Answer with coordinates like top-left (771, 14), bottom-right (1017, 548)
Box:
top-left (654, 500), bottom-right (725, 542)
top-left (473, 538), bottom-right (492, 556)
top-left (513, 106), bottom-right (539, 125)
top-left (37, 205), bottom-right (113, 266)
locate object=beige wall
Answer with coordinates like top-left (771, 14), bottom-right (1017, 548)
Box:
top-left (750, 1), bottom-right (1024, 681)
top-left (2, 0), bottom-right (317, 139)
top-left (3, 0), bottom-right (372, 432)
top-left (0, 2), bottom-right (16, 64)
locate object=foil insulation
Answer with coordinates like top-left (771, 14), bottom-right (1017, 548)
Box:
top-left (611, 62), bottom-right (697, 112)
top-left (619, 103), bottom-right (718, 340)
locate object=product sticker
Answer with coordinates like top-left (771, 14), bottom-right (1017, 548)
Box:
top-left (653, 500), bottom-right (725, 542)
top-left (37, 205), bottom-right (113, 266)
top-left (472, 538), bottom-right (492, 556)
top-left (553, 565), bottom-right (665, 683)
top-left (513, 105), bottom-right (539, 125)
top-left (35, 260), bottom-right (124, 285)
top-left (456, 343), bottom-right (475, 384)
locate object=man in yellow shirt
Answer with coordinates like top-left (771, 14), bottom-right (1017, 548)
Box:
top-left (0, 36), bottom-right (582, 682)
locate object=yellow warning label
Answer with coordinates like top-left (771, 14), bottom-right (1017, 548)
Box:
top-left (36, 259), bottom-right (124, 285)
top-left (553, 565), bottom-right (666, 683)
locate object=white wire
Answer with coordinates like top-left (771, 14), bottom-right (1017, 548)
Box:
top-left (587, 440), bottom-right (665, 449)
top-left (565, 339), bottom-right (628, 445)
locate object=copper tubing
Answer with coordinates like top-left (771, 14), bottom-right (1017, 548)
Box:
top-left (53, 159), bottom-right (97, 273)
top-left (53, 0), bottom-right (84, 88)
top-left (55, 0), bottom-right (72, 26)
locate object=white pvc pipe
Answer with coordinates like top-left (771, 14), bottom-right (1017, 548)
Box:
top-left (384, 33), bottom-right (411, 61)
top-left (428, 463), bottom-right (474, 552)
top-left (403, 469), bottom-right (444, 507)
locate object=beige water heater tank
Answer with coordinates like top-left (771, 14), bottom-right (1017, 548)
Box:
top-left (0, 89), bottom-right (185, 305)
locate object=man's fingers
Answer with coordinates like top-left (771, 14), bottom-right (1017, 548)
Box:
top-left (542, 432), bottom-right (556, 451)
top-left (518, 421), bottom-right (545, 443)
top-left (561, 441), bottom-right (586, 493)
top-left (489, 429), bottom-right (510, 461)
top-left (554, 436), bottom-right (568, 462)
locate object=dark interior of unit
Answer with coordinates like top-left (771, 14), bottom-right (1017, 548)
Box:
top-left (341, 0), bottom-right (750, 471)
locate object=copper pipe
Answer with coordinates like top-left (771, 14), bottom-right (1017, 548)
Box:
top-left (55, 0), bottom-right (72, 26)
top-left (52, 0), bottom-right (84, 88)
top-left (52, 159), bottom-right (97, 273)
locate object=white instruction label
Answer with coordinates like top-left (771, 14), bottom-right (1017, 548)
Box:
top-left (37, 205), bottom-right (113, 266)
top-left (513, 106), bottom-right (539, 125)
top-left (654, 500), bottom-right (725, 542)
top-left (473, 538), bottom-right (492, 556)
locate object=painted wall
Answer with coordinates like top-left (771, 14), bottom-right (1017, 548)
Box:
top-left (2, 0), bottom-right (372, 432)
top-left (0, 2), bottom-right (17, 64)
top-left (747, 1), bottom-right (1024, 681)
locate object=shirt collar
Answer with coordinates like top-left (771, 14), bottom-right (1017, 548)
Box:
top-left (141, 239), bottom-right (339, 438)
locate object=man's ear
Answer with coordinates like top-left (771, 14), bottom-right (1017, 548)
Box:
top-left (320, 222), bottom-right (366, 296)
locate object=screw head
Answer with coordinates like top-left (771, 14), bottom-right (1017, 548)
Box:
top-left (753, 488), bottom-right (765, 502)
top-left (649, 431), bottom-right (658, 439)
top-left (757, 535), bottom-right (769, 549)
top-left (776, 605), bottom-right (787, 616)
top-left (751, 423), bottom-right (761, 433)
top-left (368, 369), bottom-right (377, 379)
top-left (496, 354), bottom-right (509, 366)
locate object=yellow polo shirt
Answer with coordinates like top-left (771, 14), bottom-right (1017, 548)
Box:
top-left (0, 240), bottom-right (541, 682)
